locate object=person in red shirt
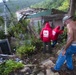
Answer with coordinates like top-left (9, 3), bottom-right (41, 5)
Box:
top-left (51, 26), bottom-right (64, 47)
top-left (40, 22), bottom-right (52, 53)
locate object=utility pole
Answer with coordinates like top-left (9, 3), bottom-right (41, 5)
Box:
top-left (3, 0), bottom-right (8, 36)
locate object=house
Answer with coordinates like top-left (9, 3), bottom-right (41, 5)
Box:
top-left (26, 8), bottom-right (66, 38)
top-left (26, 8), bottom-right (66, 28)
top-left (16, 8), bottom-right (66, 39)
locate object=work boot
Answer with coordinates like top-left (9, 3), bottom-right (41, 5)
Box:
top-left (51, 67), bottom-right (60, 73)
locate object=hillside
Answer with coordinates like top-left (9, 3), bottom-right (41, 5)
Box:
top-left (0, 0), bottom-right (45, 13)
top-left (31, 0), bottom-right (69, 12)
top-left (0, 0), bottom-right (69, 15)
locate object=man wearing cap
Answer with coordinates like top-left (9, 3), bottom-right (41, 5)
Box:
top-left (51, 15), bottom-right (76, 72)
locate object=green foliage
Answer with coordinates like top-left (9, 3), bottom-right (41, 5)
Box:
top-left (31, 38), bottom-right (43, 51)
top-left (61, 27), bottom-right (67, 39)
top-left (58, 27), bottom-right (67, 46)
top-left (48, 0), bottom-right (64, 9)
top-left (0, 30), bottom-right (6, 39)
top-left (0, 0), bottom-right (44, 13)
top-left (8, 19), bottom-right (31, 51)
top-left (16, 45), bottom-right (35, 58)
top-left (31, 0), bottom-right (70, 12)
top-left (31, 0), bottom-right (50, 9)
top-left (8, 19), bottom-right (30, 37)
top-left (38, 21), bottom-right (41, 34)
top-left (72, 14), bottom-right (76, 21)
top-left (0, 60), bottom-right (24, 75)
top-left (58, 0), bottom-right (69, 11)
top-left (0, 17), bottom-right (6, 39)
top-left (0, 17), bottom-right (4, 25)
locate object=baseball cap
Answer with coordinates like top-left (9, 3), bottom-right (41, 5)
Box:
top-left (62, 16), bottom-right (71, 24)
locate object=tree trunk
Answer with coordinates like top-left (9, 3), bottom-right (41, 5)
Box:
top-left (68, 0), bottom-right (76, 16)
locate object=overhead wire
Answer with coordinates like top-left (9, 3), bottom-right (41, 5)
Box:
top-left (2, 0), bottom-right (30, 31)
top-left (3, 0), bottom-right (18, 26)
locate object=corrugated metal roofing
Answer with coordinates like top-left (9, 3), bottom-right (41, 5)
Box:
top-left (27, 9), bottom-right (51, 18)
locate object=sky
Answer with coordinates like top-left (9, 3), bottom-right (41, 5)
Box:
top-left (0, 0), bottom-right (8, 3)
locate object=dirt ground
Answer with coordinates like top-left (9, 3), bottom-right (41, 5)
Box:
top-left (27, 45), bottom-right (76, 75)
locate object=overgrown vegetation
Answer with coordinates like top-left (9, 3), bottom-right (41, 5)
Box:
top-left (0, 60), bottom-right (24, 75)
top-left (0, 0), bottom-right (74, 75)
top-left (58, 27), bottom-right (67, 46)
top-left (0, 0), bottom-right (44, 12)
top-left (31, 0), bottom-right (70, 12)
top-left (0, 17), bottom-right (6, 39)
top-left (8, 19), bottom-right (30, 37)
top-left (58, 0), bottom-right (69, 11)
top-left (16, 45), bottom-right (35, 58)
